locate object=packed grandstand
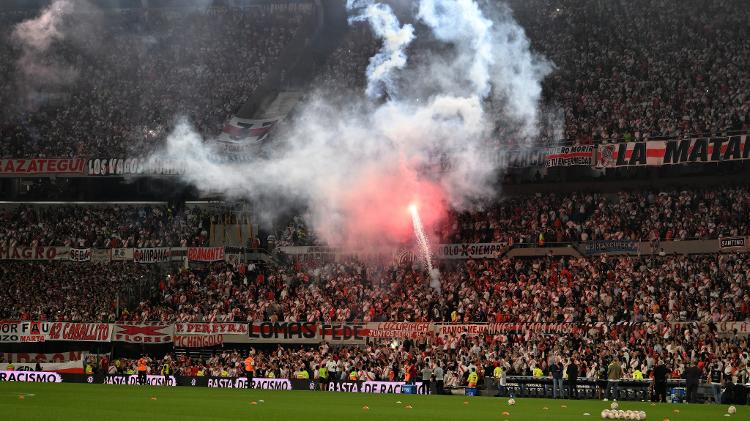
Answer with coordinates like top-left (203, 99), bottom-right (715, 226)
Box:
top-left (0, 0), bottom-right (748, 412)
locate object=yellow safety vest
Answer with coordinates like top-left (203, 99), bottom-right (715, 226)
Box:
top-left (633, 370), bottom-right (643, 380)
top-left (493, 367), bottom-right (502, 378)
top-left (468, 372), bottom-right (478, 384)
top-left (532, 367), bottom-right (543, 377)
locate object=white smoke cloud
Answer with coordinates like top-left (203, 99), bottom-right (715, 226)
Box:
top-left (11, 0), bottom-right (79, 87)
top-left (347, 0), bottom-right (415, 99)
top-left (149, 0), bottom-right (554, 253)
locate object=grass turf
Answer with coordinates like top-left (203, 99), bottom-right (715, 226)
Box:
top-left (0, 382), bottom-right (740, 420)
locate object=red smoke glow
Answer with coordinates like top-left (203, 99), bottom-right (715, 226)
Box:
top-left (335, 162), bottom-right (447, 248)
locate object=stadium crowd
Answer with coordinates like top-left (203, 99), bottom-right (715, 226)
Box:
top-left (439, 187), bottom-right (750, 244)
top-left (126, 252), bottom-right (749, 325)
top-left (322, 0), bottom-right (749, 143)
top-left (95, 321), bottom-right (749, 401)
top-left (0, 205), bottom-right (210, 248)
top-left (0, 0), bottom-right (744, 159)
top-left (0, 2), bottom-right (315, 158)
top-left (0, 262), bottom-right (154, 322)
top-left (276, 187), bottom-right (750, 246)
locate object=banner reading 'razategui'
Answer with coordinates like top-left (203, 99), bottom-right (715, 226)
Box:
top-left (0, 158), bottom-right (86, 176)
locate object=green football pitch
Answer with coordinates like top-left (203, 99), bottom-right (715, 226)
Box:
top-left (0, 382), bottom-right (741, 420)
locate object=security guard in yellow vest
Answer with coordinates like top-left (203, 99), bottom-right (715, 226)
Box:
top-left (532, 366), bottom-right (543, 377)
top-left (632, 369), bottom-right (644, 380)
top-left (493, 365), bottom-right (502, 378)
top-left (467, 368), bottom-right (478, 388)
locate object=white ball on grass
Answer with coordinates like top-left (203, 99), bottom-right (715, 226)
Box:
top-left (728, 406), bottom-right (736, 415)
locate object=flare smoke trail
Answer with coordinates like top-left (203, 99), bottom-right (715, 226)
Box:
top-left (149, 0), bottom-right (553, 263)
top-left (347, 0), bottom-right (414, 99)
top-left (409, 204), bottom-right (441, 291)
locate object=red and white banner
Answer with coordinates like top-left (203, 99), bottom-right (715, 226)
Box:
top-left (174, 323), bottom-right (248, 335)
top-left (187, 247), bottom-right (225, 262)
top-left (70, 248), bottom-right (91, 262)
top-left (218, 117), bottom-right (277, 143)
top-left (48, 322), bottom-right (111, 342)
top-left (2, 351), bottom-right (84, 363)
top-left (112, 323), bottom-right (173, 343)
top-left (174, 335), bottom-right (224, 348)
top-left (133, 247), bottom-right (171, 263)
top-left (0, 246), bottom-right (64, 261)
top-left (596, 135), bottom-right (750, 168)
top-left (0, 158), bottom-right (86, 176)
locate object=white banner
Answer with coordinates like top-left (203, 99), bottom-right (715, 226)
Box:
top-left (0, 370), bottom-right (62, 382)
top-left (70, 248), bottom-right (91, 262)
top-left (133, 247), bottom-right (171, 263)
top-left (110, 248), bottom-right (133, 261)
top-left (0, 246), bottom-right (66, 261)
top-left (174, 323), bottom-right (248, 335)
top-left (434, 243), bottom-right (507, 259)
top-left (103, 375), bottom-right (176, 386)
top-left (325, 381), bottom-right (429, 394)
top-left (207, 377), bottom-right (291, 389)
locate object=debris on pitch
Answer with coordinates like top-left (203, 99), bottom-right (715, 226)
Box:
top-left (502, 411), bottom-right (510, 415)
top-left (362, 405), bottom-right (369, 411)
top-left (404, 405), bottom-right (413, 409)
top-left (150, 396), bottom-right (157, 401)
top-left (250, 401), bottom-right (258, 405)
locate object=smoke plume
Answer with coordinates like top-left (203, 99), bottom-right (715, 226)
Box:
top-left (150, 0), bottom-right (553, 252)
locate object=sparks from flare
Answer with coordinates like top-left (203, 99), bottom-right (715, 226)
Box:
top-left (409, 203), bottom-right (434, 274)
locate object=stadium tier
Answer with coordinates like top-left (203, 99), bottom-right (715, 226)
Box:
top-left (0, 0), bottom-right (748, 416)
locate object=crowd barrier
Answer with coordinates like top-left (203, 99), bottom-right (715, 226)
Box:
top-left (0, 370), bottom-right (429, 394)
top-left (2, 370), bottom-right (748, 403)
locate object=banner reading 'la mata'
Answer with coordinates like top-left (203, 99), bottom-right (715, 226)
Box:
top-left (596, 135), bottom-right (750, 167)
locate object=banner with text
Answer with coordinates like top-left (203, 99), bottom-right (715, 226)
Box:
top-left (87, 158), bottom-right (185, 177)
top-left (545, 145), bottom-right (595, 167)
top-left (583, 240), bottom-right (638, 255)
top-left (0, 246), bottom-right (66, 261)
top-left (70, 248), bottom-right (92, 262)
top-left (596, 135), bottom-right (750, 168)
top-left (187, 247), bottom-right (225, 262)
top-left (435, 243), bottom-right (507, 260)
top-left (719, 236), bottom-right (746, 250)
top-left (48, 322), bottom-right (111, 342)
top-left (0, 158), bottom-right (86, 176)
top-left (133, 247), bottom-right (171, 263)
